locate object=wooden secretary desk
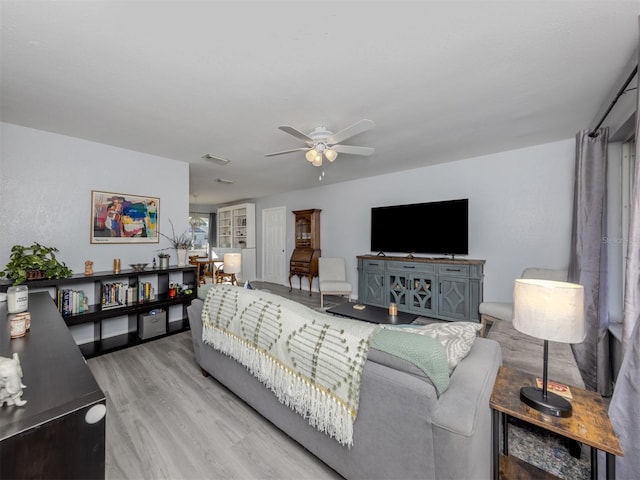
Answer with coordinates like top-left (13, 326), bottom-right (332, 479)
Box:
top-left (289, 209), bottom-right (321, 295)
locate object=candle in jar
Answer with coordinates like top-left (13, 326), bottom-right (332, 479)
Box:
top-left (10, 313), bottom-right (27, 338)
top-left (9, 312), bottom-right (31, 337)
top-left (7, 285), bottom-right (29, 313)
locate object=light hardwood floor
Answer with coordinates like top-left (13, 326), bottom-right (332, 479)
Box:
top-left (87, 282), bottom-right (345, 480)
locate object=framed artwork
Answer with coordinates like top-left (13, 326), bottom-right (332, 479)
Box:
top-left (90, 190), bottom-right (159, 244)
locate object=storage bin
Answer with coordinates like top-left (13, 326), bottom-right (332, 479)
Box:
top-left (138, 310), bottom-right (166, 339)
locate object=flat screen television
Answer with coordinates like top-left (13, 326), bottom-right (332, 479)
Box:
top-left (370, 199), bottom-right (468, 256)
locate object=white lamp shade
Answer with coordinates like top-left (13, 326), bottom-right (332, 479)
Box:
top-left (305, 149), bottom-right (316, 162)
top-left (223, 253), bottom-right (241, 274)
top-left (324, 148), bottom-right (338, 162)
top-left (513, 279), bottom-right (585, 343)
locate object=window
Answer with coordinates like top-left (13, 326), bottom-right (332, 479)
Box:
top-left (188, 214), bottom-right (210, 253)
top-left (622, 139), bottom-right (636, 282)
top-left (608, 138), bottom-right (635, 336)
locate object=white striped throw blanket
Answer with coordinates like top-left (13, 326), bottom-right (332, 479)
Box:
top-left (201, 285), bottom-right (379, 446)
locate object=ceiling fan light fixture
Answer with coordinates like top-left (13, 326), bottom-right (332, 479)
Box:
top-left (265, 119), bottom-right (375, 168)
top-left (324, 148), bottom-right (338, 162)
top-left (305, 149), bottom-right (316, 162)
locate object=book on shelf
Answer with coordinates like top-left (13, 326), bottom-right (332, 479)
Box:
top-left (102, 282), bottom-right (136, 308)
top-left (536, 378), bottom-right (573, 399)
top-left (137, 281), bottom-right (155, 303)
top-left (58, 288), bottom-right (89, 316)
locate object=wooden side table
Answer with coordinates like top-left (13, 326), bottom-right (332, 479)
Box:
top-left (490, 366), bottom-right (623, 480)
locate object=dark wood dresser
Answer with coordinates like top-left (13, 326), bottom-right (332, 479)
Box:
top-left (289, 209), bottom-right (321, 295)
top-left (1, 292), bottom-right (106, 479)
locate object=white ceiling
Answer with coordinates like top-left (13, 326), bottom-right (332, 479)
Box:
top-left (1, 1), bottom-right (638, 206)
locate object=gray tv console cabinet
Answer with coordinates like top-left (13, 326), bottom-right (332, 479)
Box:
top-left (357, 255), bottom-right (485, 322)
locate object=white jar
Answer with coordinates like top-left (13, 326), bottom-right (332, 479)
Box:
top-left (7, 285), bottom-right (29, 313)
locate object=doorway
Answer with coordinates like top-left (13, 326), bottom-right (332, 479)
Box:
top-left (262, 206), bottom-right (287, 285)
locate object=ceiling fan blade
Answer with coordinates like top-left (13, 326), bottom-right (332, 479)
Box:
top-left (278, 126), bottom-right (315, 144)
top-left (332, 145), bottom-right (375, 156)
top-left (264, 147), bottom-right (310, 157)
top-left (328, 119), bottom-right (375, 145)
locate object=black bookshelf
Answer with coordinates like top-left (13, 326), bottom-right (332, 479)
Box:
top-left (1, 266), bottom-right (197, 358)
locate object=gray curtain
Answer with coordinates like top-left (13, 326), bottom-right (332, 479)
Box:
top-left (568, 128), bottom-right (612, 395)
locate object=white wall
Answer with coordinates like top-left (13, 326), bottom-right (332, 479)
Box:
top-left (0, 122), bottom-right (577, 305)
top-left (0, 123), bottom-right (190, 273)
top-left (256, 139), bottom-right (576, 302)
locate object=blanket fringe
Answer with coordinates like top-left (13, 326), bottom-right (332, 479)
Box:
top-left (203, 326), bottom-right (354, 447)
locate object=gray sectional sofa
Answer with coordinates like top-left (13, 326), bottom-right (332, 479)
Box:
top-left (187, 290), bottom-right (502, 480)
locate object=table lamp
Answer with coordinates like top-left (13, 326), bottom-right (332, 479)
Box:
top-left (223, 253), bottom-right (241, 285)
top-left (512, 279), bottom-right (585, 417)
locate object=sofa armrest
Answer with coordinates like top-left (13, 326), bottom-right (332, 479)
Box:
top-left (431, 337), bottom-right (502, 479)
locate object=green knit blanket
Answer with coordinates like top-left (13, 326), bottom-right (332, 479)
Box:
top-left (201, 285), bottom-right (379, 447)
top-left (370, 329), bottom-right (450, 395)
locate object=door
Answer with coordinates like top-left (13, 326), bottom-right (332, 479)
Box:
top-left (362, 270), bottom-right (386, 306)
top-left (262, 206), bottom-right (286, 285)
top-left (388, 270), bottom-right (410, 309)
top-left (438, 277), bottom-right (469, 321)
top-left (409, 274), bottom-right (436, 315)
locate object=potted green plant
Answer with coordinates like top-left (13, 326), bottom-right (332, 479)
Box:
top-left (158, 220), bottom-right (191, 266)
top-left (0, 242), bottom-right (73, 285)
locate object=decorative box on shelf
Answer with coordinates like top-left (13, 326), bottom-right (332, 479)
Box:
top-left (138, 309), bottom-right (167, 339)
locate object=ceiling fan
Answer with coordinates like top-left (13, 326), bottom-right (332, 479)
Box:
top-left (265, 119), bottom-right (375, 167)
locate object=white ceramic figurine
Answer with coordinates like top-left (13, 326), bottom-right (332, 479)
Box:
top-left (0, 353), bottom-right (27, 406)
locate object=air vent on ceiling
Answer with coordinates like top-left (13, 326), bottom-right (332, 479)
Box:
top-left (202, 154), bottom-right (230, 165)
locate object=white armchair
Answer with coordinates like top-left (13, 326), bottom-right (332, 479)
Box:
top-left (318, 257), bottom-right (352, 309)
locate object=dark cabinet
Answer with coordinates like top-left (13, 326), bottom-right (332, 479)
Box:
top-left (289, 209), bottom-right (321, 295)
top-left (1, 292), bottom-right (106, 479)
